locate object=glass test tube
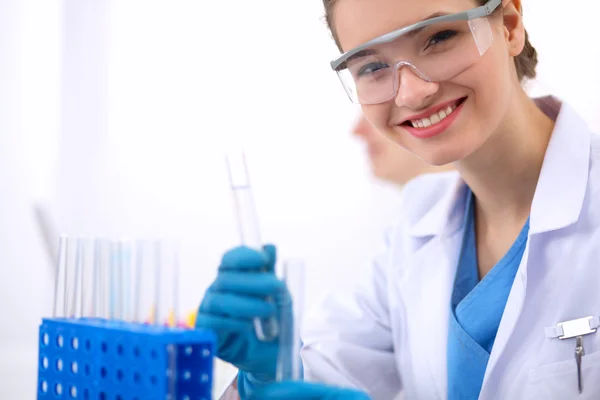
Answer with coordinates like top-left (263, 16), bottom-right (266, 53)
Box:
top-left (53, 236), bottom-right (68, 318)
top-left (94, 237), bottom-right (128, 321)
top-left (93, 238), bottom-right (111, 319)
top-left (53, 236), bottom-right (98, 319)
top-left (154, 240), bottom-right (180, 327)
top-left (225, 151), bottom-right (279, 341)
top-left (108, 240), bottom-right (133, 321)
top-left (276, 258), bottom-right (305, 381)
top-left (132, 239), bottom-right (179, 326)
top-left (53, 236), bottom-right (179, 325)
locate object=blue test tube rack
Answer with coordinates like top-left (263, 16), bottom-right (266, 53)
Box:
top-left (37, 318), bottom-right (216, 400)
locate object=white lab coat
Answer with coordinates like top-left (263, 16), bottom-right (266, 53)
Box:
top-left (301, 100), bottom-right (600, 400)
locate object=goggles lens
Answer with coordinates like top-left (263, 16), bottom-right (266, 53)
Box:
top-left (336, 17), bottom-right (494, 105)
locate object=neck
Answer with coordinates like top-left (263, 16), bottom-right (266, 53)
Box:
top-left (456, 90), bottom-right (555, 227)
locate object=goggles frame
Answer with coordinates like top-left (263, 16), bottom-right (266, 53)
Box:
top-left (329, 0), bottom-right (502, 71)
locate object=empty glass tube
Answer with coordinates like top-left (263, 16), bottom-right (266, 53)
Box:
top-left (53, 236), bottom-right (96, 318)
top-left (131, 239), bottom-right (180, 326)
top-left (53, 236), bottom-right (179, 327)
top-left (225, 151), bottom-right (279, 341)
top-left (276, 258), bottom-right (305, 381)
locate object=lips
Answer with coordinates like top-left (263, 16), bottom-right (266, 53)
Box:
top-left (400, 97), bottom-right (467, 140)
top-left (399, 97), bottom-right (467, 128)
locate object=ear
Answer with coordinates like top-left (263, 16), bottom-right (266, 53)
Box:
top-left (501, 0), bottom-right (526, 57)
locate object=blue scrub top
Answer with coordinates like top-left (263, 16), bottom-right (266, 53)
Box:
top-left (447, 189), bottom-right (530, 399)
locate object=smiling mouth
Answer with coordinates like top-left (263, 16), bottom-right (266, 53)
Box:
top-left (402, 97), bottom-right (467, 129)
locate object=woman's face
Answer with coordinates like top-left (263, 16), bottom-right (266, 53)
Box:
top-left (334, 0), bottom-right (520, 166)
top-left (352, 114), bottom-right (453, 184)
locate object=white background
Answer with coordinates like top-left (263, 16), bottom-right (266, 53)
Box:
top-left (1, 0), bottom-right (598, 398)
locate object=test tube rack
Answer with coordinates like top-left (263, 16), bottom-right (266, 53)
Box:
top-left (37, 318), bottom-right (216, 400)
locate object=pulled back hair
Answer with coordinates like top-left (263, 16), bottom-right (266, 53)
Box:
top-left (322, 0), bottom-right (538, 82)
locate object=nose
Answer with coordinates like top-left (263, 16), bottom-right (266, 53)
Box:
top-left (394, 66), bottom-right (440, 109)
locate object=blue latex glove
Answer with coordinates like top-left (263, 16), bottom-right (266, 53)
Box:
top-left (196, 244), bottom-right (292, 388)
top-left (248, 381), bottom-right (372, 400)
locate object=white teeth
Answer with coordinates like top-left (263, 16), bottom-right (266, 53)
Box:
top-left (411, 102), bottom-right (459, 128)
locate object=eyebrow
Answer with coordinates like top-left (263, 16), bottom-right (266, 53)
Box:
top-left (422, 11), bottom-right (451, 21)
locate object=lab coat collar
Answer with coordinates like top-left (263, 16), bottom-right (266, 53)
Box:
top-left (408, 174), bottom-right (466, 238)
top-left (529, 101), bottom-right (591, 234)
top-left (408, 97), bottom-right (591, 238)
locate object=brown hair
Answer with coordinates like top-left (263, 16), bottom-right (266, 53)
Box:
top-left (322, 0), bottom-right (538, 82)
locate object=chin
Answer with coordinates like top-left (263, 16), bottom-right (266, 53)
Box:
top-left (413, 147), bottom-right (465, 167)
top-left (402, 128), bottom-right (485, 167)
top-left (422, 156), bottom-right (456, 167)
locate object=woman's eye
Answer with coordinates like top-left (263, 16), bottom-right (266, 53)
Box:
top-left (427, 30), bottom-right (458, 48)
top-left (357, 62), bottom-right (388, 77)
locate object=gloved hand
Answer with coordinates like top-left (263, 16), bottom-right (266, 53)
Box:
top-left (196, 244), bottom-right (291, 387)
top-left (247, 381), bottom-right (372, 400)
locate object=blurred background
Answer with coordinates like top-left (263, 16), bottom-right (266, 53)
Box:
top-left (1, 0), bottom-right (598, 398)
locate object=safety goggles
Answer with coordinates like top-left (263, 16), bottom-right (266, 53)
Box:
top-left (330, 0), bottom-right (502, 105)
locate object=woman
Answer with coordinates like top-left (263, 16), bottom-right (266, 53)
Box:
top-left (198, 0), bottom-right (600, 398)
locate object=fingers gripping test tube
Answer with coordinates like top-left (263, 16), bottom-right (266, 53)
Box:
top-left (226, 151), bottom-right (279, 341)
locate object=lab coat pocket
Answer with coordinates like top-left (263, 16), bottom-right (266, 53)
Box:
top-left (525, 350), bottom-right (600, 399)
